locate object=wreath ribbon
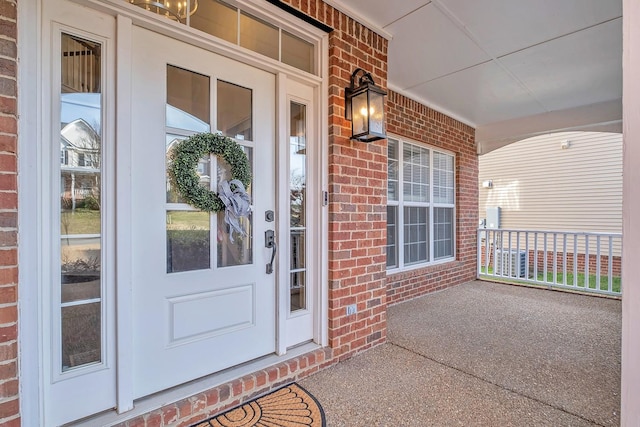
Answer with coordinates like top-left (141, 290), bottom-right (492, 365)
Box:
top-left (218, 179), bottom-right (251, 242)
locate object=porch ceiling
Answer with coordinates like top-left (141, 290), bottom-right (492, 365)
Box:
top-left (326, 0), bottom-right (622, 153)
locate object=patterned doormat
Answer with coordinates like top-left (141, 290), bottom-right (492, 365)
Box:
top-left (194, 383), bottom-right (326, 427)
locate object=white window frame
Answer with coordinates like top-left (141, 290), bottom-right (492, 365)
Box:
top-left (387, 135), bottom-right (456, 272)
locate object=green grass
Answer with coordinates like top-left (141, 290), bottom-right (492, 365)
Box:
top-left (480, 266), bottom-right (621, 293)
top-left (61, 209), bottom-right (213, 234)
top-left (61, 209), bottom-right (101, 235)
top-left (166, 211), bottom-right (210, 230)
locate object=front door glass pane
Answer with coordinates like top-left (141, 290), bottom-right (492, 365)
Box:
top-left (60, 33), bottom-right (102, 371)
top-left (166, 66), bottom-right (212, 272)
top-left (166, 65), bottom-right (211, 130)
top-left (290, 102), bottom-right (307, 312)
top-left (217, 80), bottom-right (252, 140)
top-left (166, 211), bottom-right (211, 273)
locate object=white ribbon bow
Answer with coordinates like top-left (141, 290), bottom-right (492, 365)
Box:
top-left (217, 179), bottom-right (251, 242)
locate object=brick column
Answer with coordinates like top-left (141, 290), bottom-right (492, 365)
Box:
top-left (0, 1), bottom-right (19, 426)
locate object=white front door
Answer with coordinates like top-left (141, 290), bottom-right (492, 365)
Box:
top-left (130, 27), bottom-right (276, 398)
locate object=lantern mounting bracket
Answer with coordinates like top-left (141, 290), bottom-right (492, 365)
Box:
top-left (348, 68), bottom-right (375, 90)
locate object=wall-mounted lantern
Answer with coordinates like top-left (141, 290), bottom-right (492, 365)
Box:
top-left (344, 68), bottom-right (387, 142)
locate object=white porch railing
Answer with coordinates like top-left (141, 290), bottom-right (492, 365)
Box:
top-left (477, 228), bottom-right (622, 297)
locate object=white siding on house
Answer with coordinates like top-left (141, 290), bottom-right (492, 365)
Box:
top-left (479, 131), bottom-right (622, 234)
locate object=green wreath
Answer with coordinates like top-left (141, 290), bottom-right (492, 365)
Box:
top-left (169, 132), bottom-right (251, 212)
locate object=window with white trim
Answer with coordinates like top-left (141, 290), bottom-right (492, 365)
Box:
top-left (387, 137), bottom-right (455, 269)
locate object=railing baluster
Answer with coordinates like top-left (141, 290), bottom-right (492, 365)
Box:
top-left (525, 231), bottom-right (530, 279)
top-left (516, 231), bottom-right (521, 279)
top-left (584, 235), bottom-right (590, 289)
top-left (485, 229), bottom-right (490, 276)
top-left (573, 234), bottom-right (578, 288)
top-left (543, 232), bottom-right (548, 285)
top-left (508, 231), bottom-right (513, 277)
top-left (596, 236), bottom-right (601, 292)
top-left (553, 233), bottom-right (557, 285)
top-left (492, 230), bottom-right (497, 277)
top-left (608, 236), bottom-right (613, 293)
top-left (477, 229), bottom-right (481, 277)
top-left (562, 233), bottom-right (567, 285)
top-left (534, 232), bottom-right (538, 282)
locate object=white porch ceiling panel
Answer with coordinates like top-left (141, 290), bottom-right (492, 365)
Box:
top-left (328, 0), bottom-right (622, 152)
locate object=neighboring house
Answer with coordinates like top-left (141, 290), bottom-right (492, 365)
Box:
top-left (9, 1), bottom-right (477, 426)
top-left (479, 131), bottom-right (622, 235)
top-left (478, 131), bottom-right (623, 276)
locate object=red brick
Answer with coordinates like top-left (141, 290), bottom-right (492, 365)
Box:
top-left (0, 417), bottom-right (19, 427)
top-left (0, 324), bottom-right (15, 341)
top-left (0, 249), bottom-right (16, 266)
top-left (0, 378), bottom-right (17, 398)
top-left (0, 267), bottom-right (17, 285)
top-left (204, 388), bottom-right (219, 407)
top-left (0, 398), bottom-right (18, 419)
top-left (0, 135), bottom-right (15, 153)
top-left (0, 231), bottom-right (15, 248)
top-left (0, 305), bottom-right (16, 324)
top-left (0, 153), bottom-right (15, 172)
top-left (0, 342), bottom-right (16, 361)
top-left (145, 412), bottom-right (162, 427)
top-left (161, 405), bottom-right (178, 425)
top-left (0, 212), bottom-right (16, 228)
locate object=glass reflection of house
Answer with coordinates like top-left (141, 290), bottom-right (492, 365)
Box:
top-left (60, 94), bottom-right (102, 210)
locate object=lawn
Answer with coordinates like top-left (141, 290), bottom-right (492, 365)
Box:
top-left (61, 209), bottom-right (101, 235)
top-left (480, 266), bottom-right (621, 293)
top-left (61, 209), bottom-right (213, 235)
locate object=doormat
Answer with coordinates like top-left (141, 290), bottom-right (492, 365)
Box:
top-left (193, 383), bottom-right (326, 427)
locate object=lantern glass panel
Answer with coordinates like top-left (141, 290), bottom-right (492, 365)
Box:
top-left (351, 91), bottom-right (369, 136)
top-left (370, 91), bottom-right (385, 135)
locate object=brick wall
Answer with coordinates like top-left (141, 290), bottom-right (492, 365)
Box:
top-left (0, 1), bottom-right (19, 426)
top-left (324, 9), bottom-right (389, 360)
top-left (385, 92), bottom-right (478, 305)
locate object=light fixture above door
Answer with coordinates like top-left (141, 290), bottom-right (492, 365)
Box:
top-left (129, 0), bottom-right (199, 23)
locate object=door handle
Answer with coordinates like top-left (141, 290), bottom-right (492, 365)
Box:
top-left (265, 230), bottom-right (276, 274)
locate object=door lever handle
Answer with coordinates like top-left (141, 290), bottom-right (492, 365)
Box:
top-left (266, 241), bottom-right (277, 274)
top-left (265, 230), bottom-right (276, 274)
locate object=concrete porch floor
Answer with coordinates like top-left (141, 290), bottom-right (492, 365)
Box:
top-left (300, 281), bottom-right (621, 426)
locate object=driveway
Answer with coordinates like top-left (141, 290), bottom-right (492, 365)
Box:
top-left (300, 281), bottom-right (621, 426)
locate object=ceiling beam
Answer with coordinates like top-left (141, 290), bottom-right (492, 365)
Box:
top-left (476, 99), bottom-right (622, 154)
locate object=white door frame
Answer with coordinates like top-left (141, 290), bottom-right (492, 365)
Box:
top-left (18, 0), bottom-right (329, 424)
